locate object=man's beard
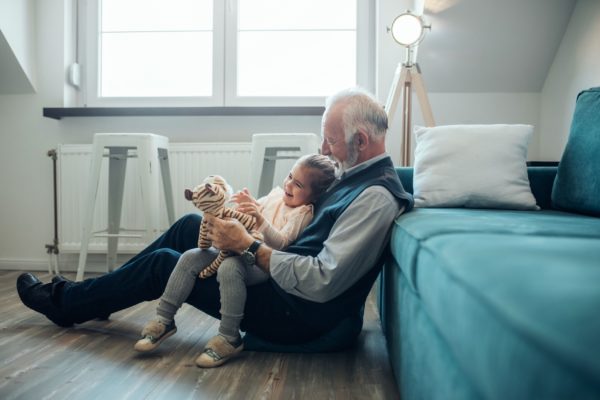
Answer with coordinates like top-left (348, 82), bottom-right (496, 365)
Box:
top-left (332, 134), bottom-right (360, 178)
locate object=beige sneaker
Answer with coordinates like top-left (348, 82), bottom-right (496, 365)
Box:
top-left (195, 335), bottom-right (244, 368)
top-left (134, 320), bottom-right (177, 352)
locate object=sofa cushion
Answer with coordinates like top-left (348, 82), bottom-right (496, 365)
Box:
top-left (414, 233), bottom-right (600, 398)
top-left (390, 208), bottom-right (600, 397)
top-left (552, 87), bottom-right (600, 216)
top-left (390, 208), bottom-right (600, 293)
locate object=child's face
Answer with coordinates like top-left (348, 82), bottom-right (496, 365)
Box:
top-left (282, 164), bottom-right (314, 207)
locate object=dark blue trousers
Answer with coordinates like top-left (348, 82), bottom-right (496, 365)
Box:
top-left (60, 214), bottom-right (321, 344)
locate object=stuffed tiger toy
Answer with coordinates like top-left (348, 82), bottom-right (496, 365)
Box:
top-left (185, 175), bottom-right (262, 278)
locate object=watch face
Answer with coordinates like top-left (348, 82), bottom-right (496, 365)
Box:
top-left (242, 251), bottom-right (255, 266)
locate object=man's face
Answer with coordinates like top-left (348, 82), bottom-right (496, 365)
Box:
top-left (321, 104), bottom-right (358, 174)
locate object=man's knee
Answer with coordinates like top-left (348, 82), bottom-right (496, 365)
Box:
top-left (147, 249), bottom-right (181, 286)
top-left (178, 213), bottom-right (202, 231)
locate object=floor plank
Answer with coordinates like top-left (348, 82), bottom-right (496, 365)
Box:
top-left (0, 271), bottom-right (399, 399)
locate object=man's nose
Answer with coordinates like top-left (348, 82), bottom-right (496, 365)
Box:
top-left (321, 141), bottom-right (330, 155)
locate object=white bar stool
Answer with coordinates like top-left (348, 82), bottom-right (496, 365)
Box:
top-left (76, 133), bottom-right (175, 281)
top-left (250, 133), bottom-right (321, 198)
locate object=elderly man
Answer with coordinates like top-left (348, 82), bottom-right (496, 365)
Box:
top-left (17, 87), bottom-right (413, 365)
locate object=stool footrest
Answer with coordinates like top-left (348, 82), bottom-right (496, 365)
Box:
top-left (92, 233), bottom-right (143, 239)
top-left (264, 155), bottom-right (300, 161)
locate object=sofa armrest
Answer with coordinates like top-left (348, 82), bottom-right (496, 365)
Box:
top-left (395, 166), bottom-right (558, 209)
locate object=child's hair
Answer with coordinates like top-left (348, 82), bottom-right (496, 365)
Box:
top-left (295, 154), bottom-right (337, 197)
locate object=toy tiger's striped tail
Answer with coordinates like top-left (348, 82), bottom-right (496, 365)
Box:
top-left (199, 250), bottom-right (230, 278)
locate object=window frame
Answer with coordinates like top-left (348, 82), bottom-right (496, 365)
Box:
top-left (78, 0), bottom-right (374, 108)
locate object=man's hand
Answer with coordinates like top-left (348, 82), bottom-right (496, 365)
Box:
top-left (204, 213), bottom-right (273, 274)
top-left (204, 214), bottom-right (253, 254)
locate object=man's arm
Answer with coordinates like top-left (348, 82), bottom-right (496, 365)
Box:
top-left (270, 186), bottom-right (402, 302)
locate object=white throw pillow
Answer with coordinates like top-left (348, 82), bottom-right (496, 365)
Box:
top-left (413, 124), bottom-right (539, 210)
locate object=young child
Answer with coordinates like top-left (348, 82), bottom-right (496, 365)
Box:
top-left (134, 154), bottom-right (336, 367)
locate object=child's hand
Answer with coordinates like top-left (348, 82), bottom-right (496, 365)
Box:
top-left (231, 188), bottom-right (259, 206)
top-left (236, 202), bottom-right (264, 227)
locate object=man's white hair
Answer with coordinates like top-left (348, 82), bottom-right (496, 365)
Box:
top-left (323, 87), bottom-right (388, 143)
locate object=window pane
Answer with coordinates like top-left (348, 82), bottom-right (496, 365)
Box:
top-left (237, 31), bottom-right (356, 97)
top-left (102, 0), bottom-right (213, 32)
top-left (238, 0), bottom-right (356, 30)
top-left (101, 32), bottom-right (212, 97)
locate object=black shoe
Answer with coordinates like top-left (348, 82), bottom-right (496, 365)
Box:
top-left (16, 273), bottom-right (74, 327)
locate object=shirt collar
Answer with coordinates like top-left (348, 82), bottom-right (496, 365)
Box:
top-left (329, 153), bottom-right (390, 189)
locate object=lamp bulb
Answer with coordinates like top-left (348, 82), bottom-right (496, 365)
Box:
top-left (391, 12), bottom-right (425, 47)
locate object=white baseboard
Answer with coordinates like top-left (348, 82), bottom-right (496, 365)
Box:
top-left (0, 254), bottom-right (135, 273)
top-left (0, 258), bottom-right (49, 271)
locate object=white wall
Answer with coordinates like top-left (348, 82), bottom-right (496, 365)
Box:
top-left (539, 0), bottom-right (600, 161)
top-left (0, 0), bottom-right (37, 91)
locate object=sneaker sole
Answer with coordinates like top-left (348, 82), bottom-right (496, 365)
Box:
top-left (134, 327), bottom-right (177, 352)
top-left (195, 343), bottom-right (244, 368)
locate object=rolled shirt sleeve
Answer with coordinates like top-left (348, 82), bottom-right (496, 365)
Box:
top-left (269, 185), bottom-right (403, 303)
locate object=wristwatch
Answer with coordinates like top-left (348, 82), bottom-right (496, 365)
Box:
top-left (241, 240), bottom-right (262, 266)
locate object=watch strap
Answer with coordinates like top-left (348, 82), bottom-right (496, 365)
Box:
top-left (246, 240), bottom-right (262, 254)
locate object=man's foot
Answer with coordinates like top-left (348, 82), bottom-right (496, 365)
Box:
top-left (134, 320), bottom-right (177, 352)
top-left (195, 335), bottom-right (244, 368)
top-left (16, 273), bottom-right (74, 327)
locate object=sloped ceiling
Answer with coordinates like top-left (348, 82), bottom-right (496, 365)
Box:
top-left (0, 30), bottom-right (35, 94)
top-left (416, 0), bottom-right (577, 92)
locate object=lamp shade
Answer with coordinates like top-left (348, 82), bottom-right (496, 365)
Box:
top-left (390, 11), bottom-right (426, 47)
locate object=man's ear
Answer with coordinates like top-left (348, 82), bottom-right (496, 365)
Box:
top-left (356, 130), bottom-right (369, 150)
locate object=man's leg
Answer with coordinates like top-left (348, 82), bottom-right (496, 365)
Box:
top-left (17, 214), bottom-right (203, 325)
top-left (61, 248), bottom-right (182, 323)
top-left (123, 213), bottom-right (201, 266)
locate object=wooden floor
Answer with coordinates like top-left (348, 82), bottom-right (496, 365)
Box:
top-left (0, 270), bottom-right (399, 400)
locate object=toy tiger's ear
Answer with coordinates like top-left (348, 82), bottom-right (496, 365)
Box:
top-left (184, 189), bottom-right (193, 201)
top-left (204, 183), bottom-right (216, 194)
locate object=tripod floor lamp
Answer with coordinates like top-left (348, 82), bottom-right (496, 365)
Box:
top-left (385, 11), bottom-right (435, 166)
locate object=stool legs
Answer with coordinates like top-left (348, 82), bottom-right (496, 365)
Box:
top-left (76, 142), bottom-right (105, 281)
top-left (107, 147), bottom-right (128, 272)
top-left (159, 148), bottom-right (175, 225)
top-left (138, 142), bottom-right (161, 244)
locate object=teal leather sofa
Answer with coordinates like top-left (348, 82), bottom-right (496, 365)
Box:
top-left (380, 88), bottom-right (600, 399)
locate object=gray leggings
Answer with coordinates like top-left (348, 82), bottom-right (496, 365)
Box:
top-left (157, 247), bottom-right (269, 341)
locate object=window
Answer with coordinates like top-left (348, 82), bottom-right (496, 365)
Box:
top-left (80, 0), bottom-right (373, 107)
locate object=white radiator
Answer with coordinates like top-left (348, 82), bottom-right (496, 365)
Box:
top-left (57, 142), bottom-right (252, 253)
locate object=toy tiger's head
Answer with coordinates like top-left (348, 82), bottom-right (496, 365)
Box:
top-left (185, 175), bottom-right (229, 215)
